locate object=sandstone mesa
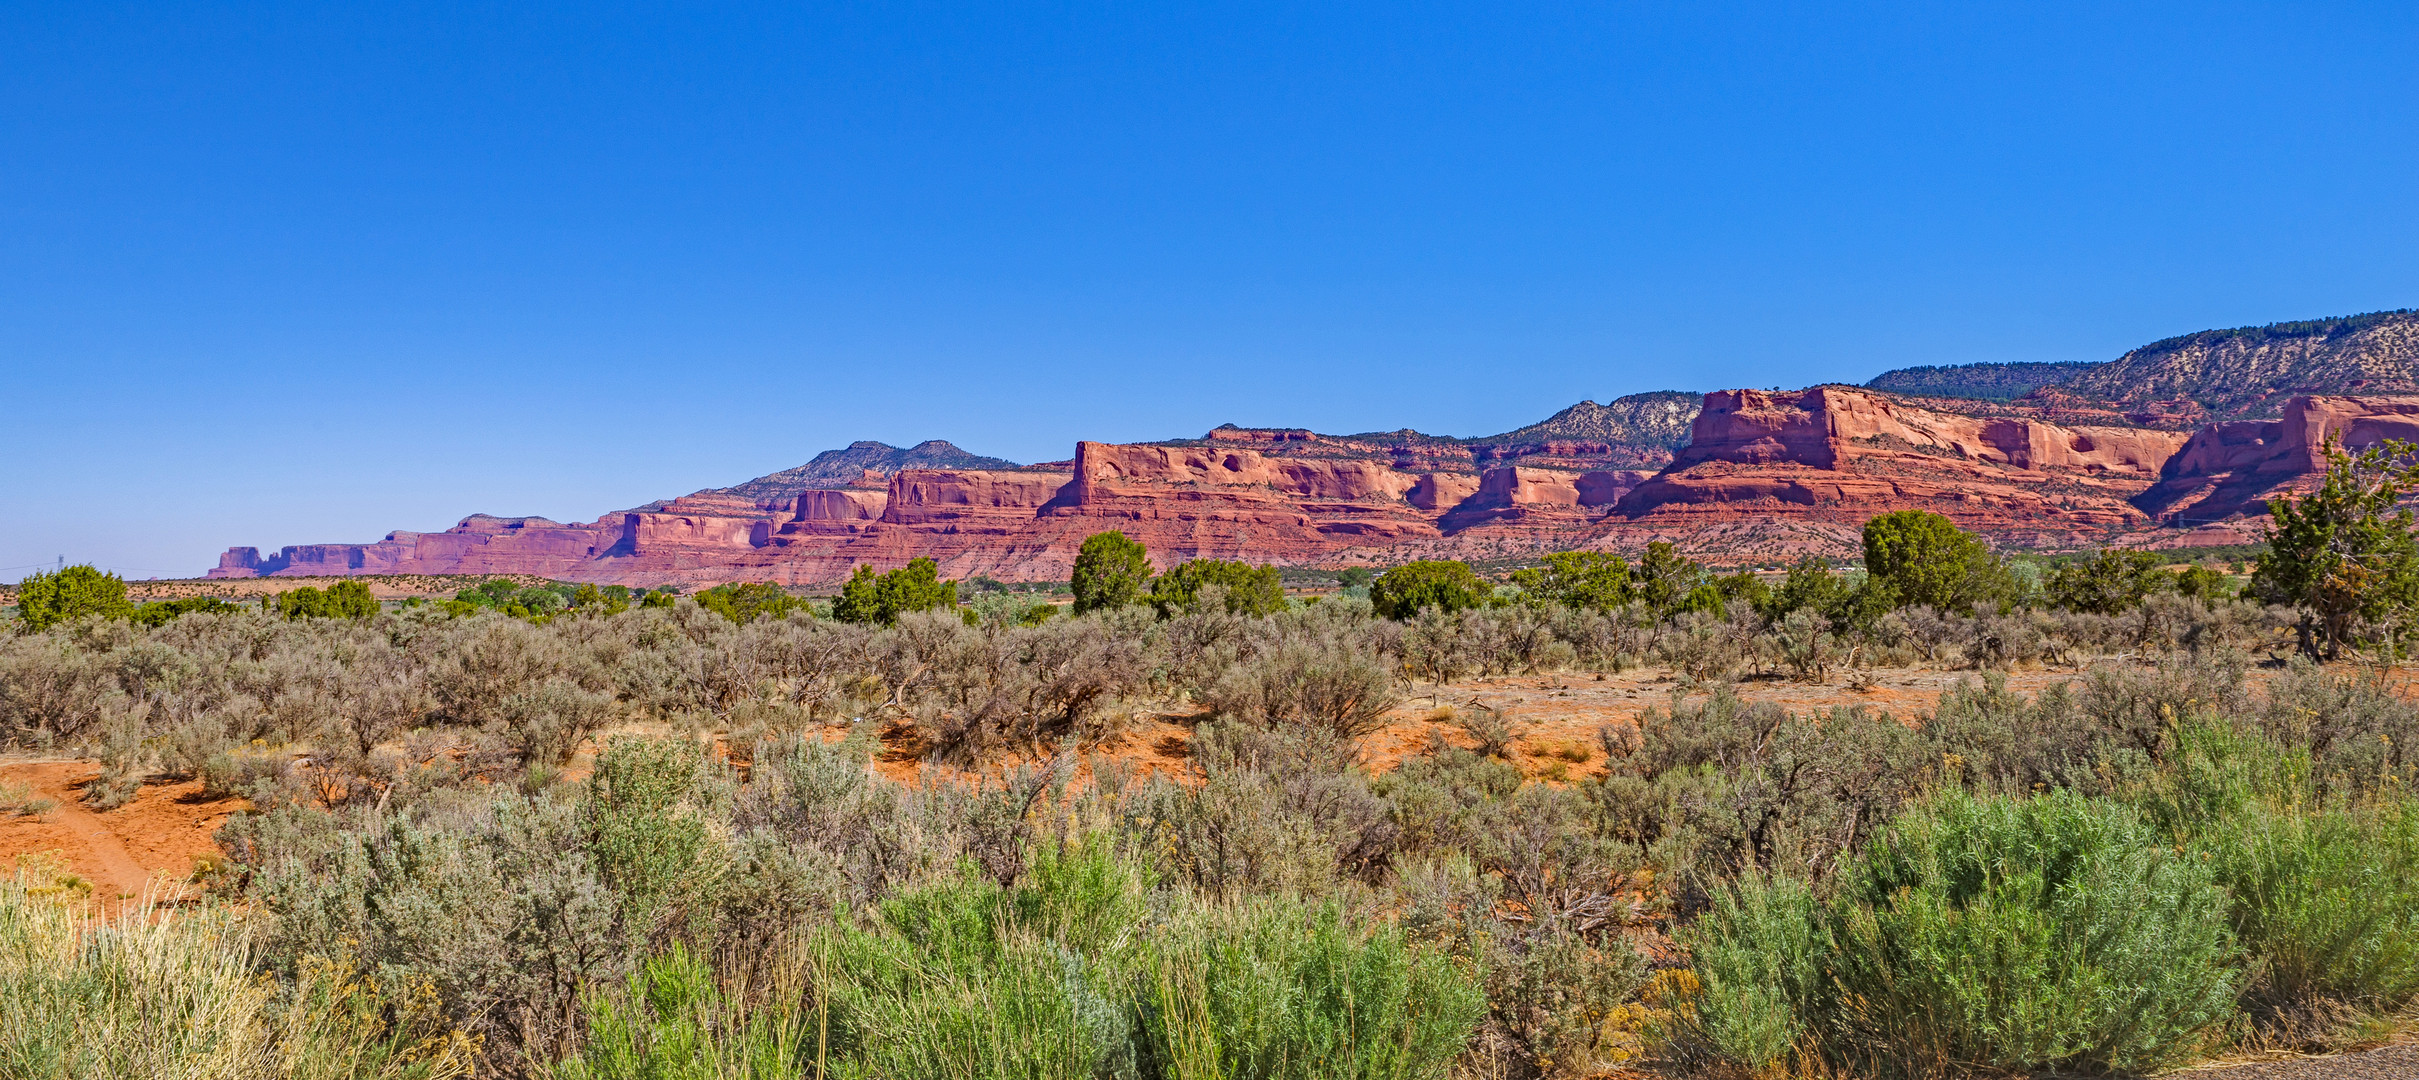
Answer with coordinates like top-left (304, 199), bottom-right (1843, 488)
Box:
top-left (207, 312), bottom-right (2419, 585)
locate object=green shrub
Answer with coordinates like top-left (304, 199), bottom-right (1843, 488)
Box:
top-left (1862, 510), bottom-right (2013, 614)
top-left (1142, 900), bottom-right (1486, 1080)
top-left (1071, 531), bottom-right (1153, 615)
top-left (693, 582), bottom-right (805, 625)
top-left (1369, 561), bottom-right (1486, 620)
top-left (1683, 791), bottom-right (2240, 1079)
top-left (2249, 438), bottom-right (2419, 660)
top-left (273, 580), bottom-right (381, 621)
top-left (1150, 559), bottom-right (1287, 618)
top-left (1630, 541), bottom-right (1713, 618)
top-left (1677, 873), bottom-right (1825, 1076)
top-left (830, 559), bottom-right (958, 625)
top-left (1824, 790), bottom-right (2238, 1077)
top-left (799, 838), bottom-right (1481, 1080)
top-left (2140, 721), bottom-right (2419, 1034)
top-left (2208, 798), bottom-right (2419, 1029)
top-left (806, 840), bottom-right (1153, 1079)
top-left (2045, 549), bottom-right (2170, 614)
top-left (1508, 551), bottom-right (1632, 612)
top-left (11, 564), bottom-right (133, 632)
top-left (131, 595), bottom-right (242, 627)
top-left (589, 737), bottom-right (727, 942)
top-left (552, 944), bottom-right (803, 1080)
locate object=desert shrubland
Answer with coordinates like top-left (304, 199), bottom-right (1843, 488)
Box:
top-left (7, 519), bottom-right (2419, 1077)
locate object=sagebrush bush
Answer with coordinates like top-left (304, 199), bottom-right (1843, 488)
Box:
top-left (2257, 660), bottom-right (2419, 795)
top-left (1204, 639), bottom-right (1395, 738)
top-left (2133, 720), bottom-right (2419, 1039)
top-left (258, 793), bottom-right (627, 1071)
top-left (1601, 688), bottom-right (1928, 890)
top-left (1675, 872), bottom-right (1825, 1077)
top-left (2209, 798), bottom-right (2419, 1033)
top-left (1144, 899), bottom-right (1487, 1080)
top-left (551, 944), bottom-right (802, 1080)
top-left (1824, 790), bottom-right (2238, 1078)
top-left (1141, 723), bottom-right (1397, 897)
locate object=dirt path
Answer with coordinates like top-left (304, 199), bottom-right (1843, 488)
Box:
top-left (2160, 1043), bottom-right (2419, 1079)
top-left (0, 759), bottom-right (248, 905)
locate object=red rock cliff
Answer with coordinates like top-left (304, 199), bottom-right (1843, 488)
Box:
top-left (1619, 387), bottom-right (2191, 541)
top-left (2133, 395), bottom-right (2419, 525)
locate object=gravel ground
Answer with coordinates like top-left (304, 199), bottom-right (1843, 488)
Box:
top-left (2159, 1044), bottom-right (2419, 1079)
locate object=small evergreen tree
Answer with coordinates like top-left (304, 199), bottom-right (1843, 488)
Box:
top-left (2045, 549), bottom-right (2168, 615)
top-left (130, 596), bottom-right (240, 628)
top-left (13, 564), bottom-right (134, 631)
top-left (1070, 531), bottom-right (1152, 614)
top-left (1632, 541), bottom-right (1710, 617)
top-left (1509, 551), bottom-right (1632, 611)
top-left (1861, 510), bottom-right (2011, 613)
top-left (2251, 438), bottom-right (2419, 660)
top-left (831, 559), bottom-right (959, 625)
top-left (326, 580), bottom-right (380, 619)
top-left (272, 580), bottom-right (380, 620)
top-left (694, 582), bottom-right (803, 624)
top-left (1148, 559), bottom-right (1286, 617)
top-left (1369, 560), bottom-right (1487, 619)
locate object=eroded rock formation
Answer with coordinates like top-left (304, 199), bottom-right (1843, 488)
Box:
top-left (2132, 395), bottom-right (2419, 525)
top-left (1615, 387), bottom-right (2191, 542)
top-left (211, 385), bottom-right (2413, 585)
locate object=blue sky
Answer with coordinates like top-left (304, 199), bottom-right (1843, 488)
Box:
top-left (4, 2), bottom-right (2413, 579)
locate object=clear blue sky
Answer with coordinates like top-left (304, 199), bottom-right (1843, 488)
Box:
top-left (4, 2), bottom-right (2413, 579)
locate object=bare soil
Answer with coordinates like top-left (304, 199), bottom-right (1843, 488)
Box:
top-left (0, 759), bottom-right (249, 907)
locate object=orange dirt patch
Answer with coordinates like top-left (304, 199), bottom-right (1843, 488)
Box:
top-left (0, 760), bottom-right (249, 907)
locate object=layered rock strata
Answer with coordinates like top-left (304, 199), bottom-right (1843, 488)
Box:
top-left (210, 431), bottom-right (1643, 585)
top-left (214, 387), bottom-right (2405, 586)
top-left (1615, 387), bottom-right (2191, 540)
top-left (2132, 395), bottom-right (2419, 525)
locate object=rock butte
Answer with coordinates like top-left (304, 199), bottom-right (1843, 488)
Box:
top-left (212, 389), bottom-right (2419, 586)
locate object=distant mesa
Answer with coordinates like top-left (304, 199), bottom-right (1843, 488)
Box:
top-left (207, 310), bottom-right (2419, 583)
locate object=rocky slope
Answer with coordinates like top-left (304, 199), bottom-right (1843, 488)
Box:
top-left (1464, 391), bottom-right (1702, 469)
top-left (659, 439), bottom-right (1019, 507)
top-left (2050, 310), bottom-right (2419, 424)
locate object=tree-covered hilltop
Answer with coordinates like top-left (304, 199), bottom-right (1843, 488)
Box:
top-left (1470, 390), bottom-right (1701, 448)
top-left (687, 439), bottom-right (1024, 504)
top-left (2054, 308), bottom-right (2419, 421)
top-left (1864, 360), bottom-right (2097, 400)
